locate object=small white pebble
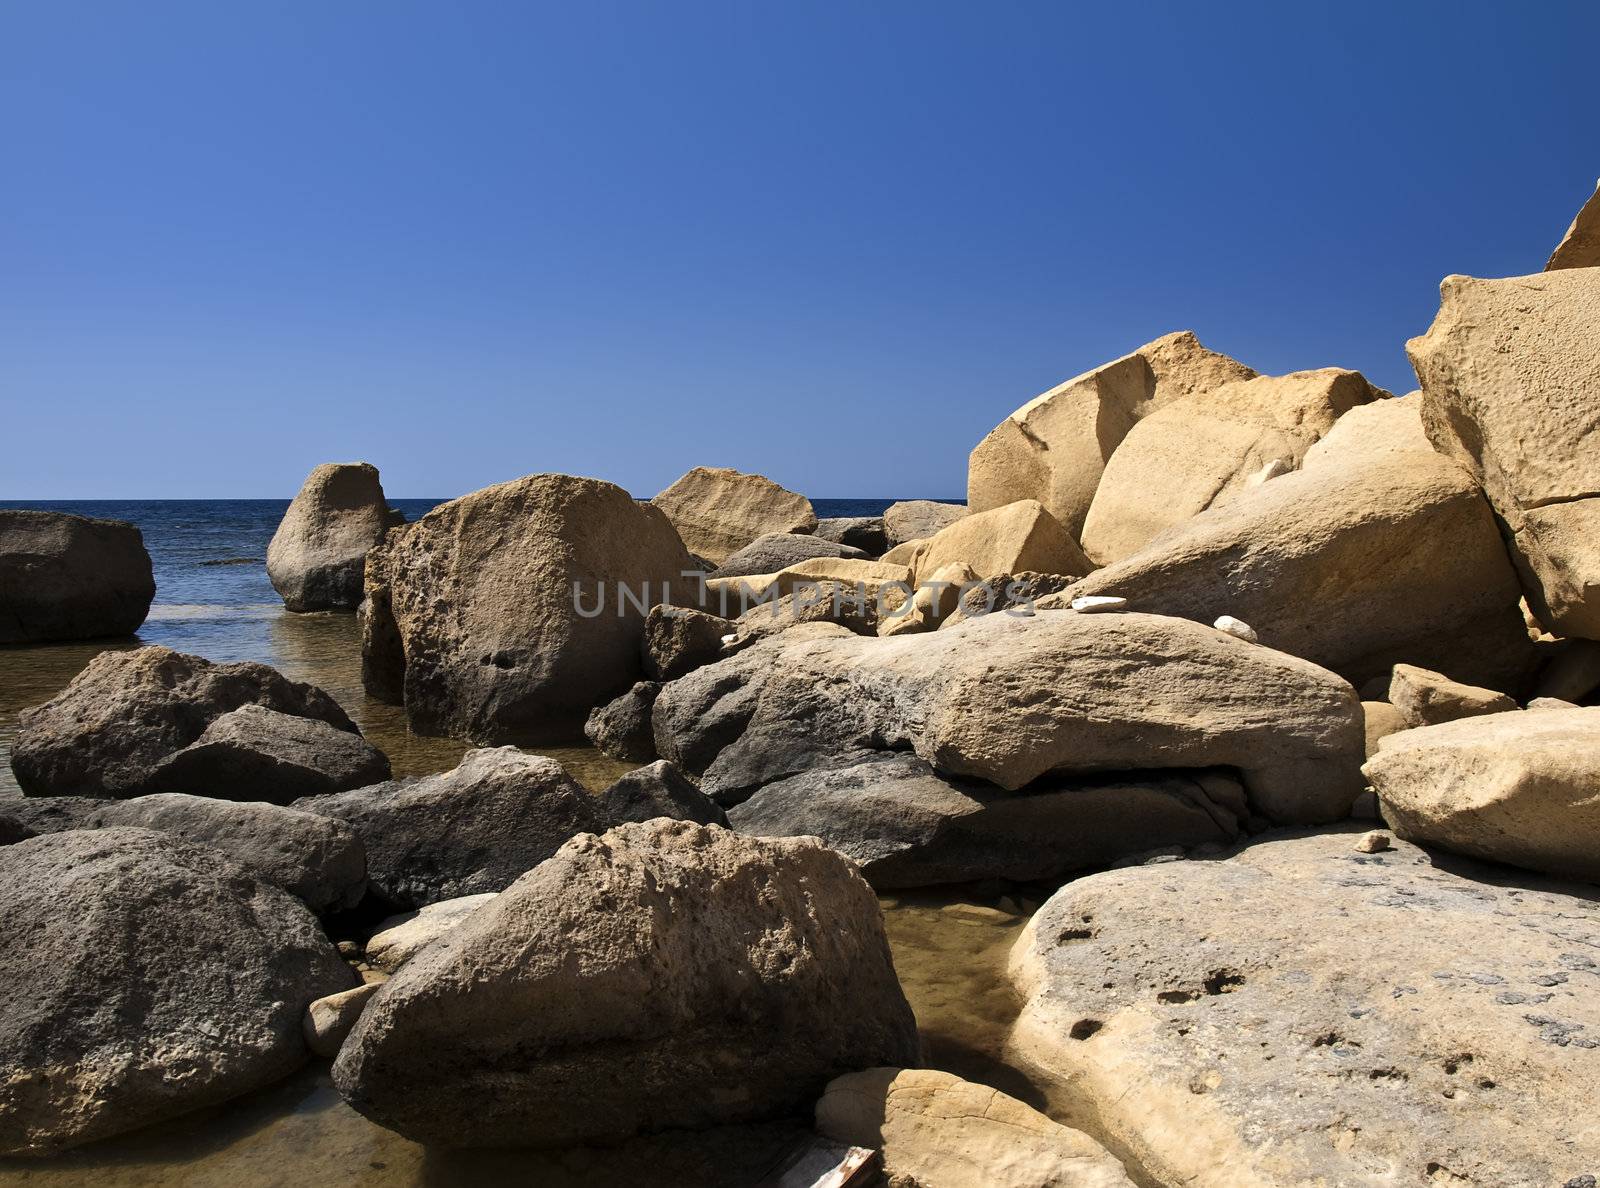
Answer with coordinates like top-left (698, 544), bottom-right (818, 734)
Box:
top-left (719, 633), bottom-right (739, 645)
top-left (1355, 830), bottom-right (1392, 854)
top-left (1071, 595), bottom-right (1127, 614)
top-left (1214, 615), bottom-right (1259, 643)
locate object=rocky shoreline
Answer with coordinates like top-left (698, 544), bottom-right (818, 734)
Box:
top-left (1, 184), bottom-right (1598, 1186)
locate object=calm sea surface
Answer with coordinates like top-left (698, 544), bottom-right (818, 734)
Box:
top-left (0, 497), bottom-right (1072, 1188)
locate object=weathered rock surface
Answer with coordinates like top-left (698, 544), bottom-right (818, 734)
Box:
top-left (1299, 392), bottom-right (1431, 471)
top-left (711, 532), bottom-right (869, 578)
top-left (584, 680), bottom-right (660, 761)
top-left (599, 760), bottom-right (729, 827)
top-left (1361, 700), bottom-right (1408, 758)
top-left (10, 646), bottom-right (358, 799)
top-left (363, 473), bottom-right (696, 742)
top-left (0, 828), bottom-right (352, 1155)
top-left (1546, 179), bottom-right (1600, 270)
top-left (1044, 453), bottom-right (1534, 692)
top-left (1407, 268), bottom-right (1600, 639)
top-left (294, 747), bottom-right (608, 909)
top-left (267, 462), bottom-right (400, 612)
top-left (655, 612), bottom-right (1364, 824)
top-left (651, 467), bottom-right (816, 565)
top-left (967, 332), bottom-right (1256, 539)
top-left (0, 792), bottom-right (366, 913)
top-left (909, 500), bottom-right (1089, 585)
top-left (1387, 663), bottom-right (1517, 729)
top-left (815, 516), bottom-right (888, 555)
top-left (1081, 368), bottom-right (1383, 564)
top-left (365, 894), bottom-right (498, 973)
top-left (727, 753), bottom-right (1244, 888)
top-left (145, 704), bottom-right (391, 804)
top-left (642, 604), bottom-right (732, 681)
top-left (0, 510), bottom-right (154, 644)
top-left (815, 1067), bottom-right (1134, 1188)
top-left (332, 821), bottom-right (919, 1147)
top-left (0, 814), bottom-right (33, 845)
top-left (304, 984), bottom-right (380, 1059)
top-left (1007, 830), bottom-right (1600, 1188)
top-left (882, 500), bottom-right (969, 547)
top-left (1365, 707), bottom-right (1600, 883)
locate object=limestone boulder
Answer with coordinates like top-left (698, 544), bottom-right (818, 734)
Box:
top-left (10, 646), bottom-right (358, 799)
top-left (1361, 700), bottom-right (1408, 758)
top-left (1081, 368), bottom-right (1384, 565)
top-left (1007, 830), bottom-right (1600, 1187)
top-left (304, 984), bottom-right (380, 1059)
top-left (599, 760), bottom-right (728, 827)
top-left (1299, 391), bottom-right (1431, 471)
top-left (1365, 706), bottom-right (1600, 883)
top-left (727, 753), bottom-right (1244, 889)
top-left (584, 680), bottom-right (660, 761)
top-left (1546, 179), bottom-right (1600, 270)
top-left (642, 604), bottom-right (733, 681)
top-left (815, 1067), bottom-right (1134, 1188)
top-left (294, 747), bottom-right (608, 909)
top-left (0, 510), bottom-right (154, 643)
top-left (0, 828), bottom-right (352, 1155)
top-left (711, 532), bottom-right (869, 578)
top-left (967, 331), bottom-right (1255, 538)
top-left (909, 499), bottom-right (1089, 586)
top-left (882, 500), bottom-right (969, 547)
top-left (362, 473), bottom-right (696, 743)
top-left (267, 462), bottom-right (400, 612)
top-left (1387, 663), bottom-right (1517, 729)
top-left (365, 894), bottom-right (498, 973)
top-left (331, 820), bottom-right (919, 1147)
top-left (654, 612), bottom-right (1364, 824)
top-left (1045, 453), bottom-right (1535, 693)
top-left (0, 792), bottom-right (366, 913)
top-left (145, 704), bottom-right (391, 804)
top-left (1407, 268), bottom-right (1600, 638)
top-left (651, 467), bottom-right (816, 565)
top-left (815, 516), bottom-right (888, 555)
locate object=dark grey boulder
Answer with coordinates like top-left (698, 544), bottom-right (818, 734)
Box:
top-left (642, 604), bottom-right (733, 681)
top-left (331, 820), bottom-right (918, 1147)
top-left (710, 532), bottom-right (870, 579)
top-left (599, 760), bottom-right (729, 827)
top-left (584, 680), bottom-right (660, 761)
top-left (0, 510), bottom-right (155, 644)
top-left (10, 646), bottom-right (358, 799)
top-left (2, 793), bottom-right (366, 913)
top-left (146, 704), bottom-right (391, 804)
top-left (814, 517), bottom-right (888, 555)
top-left (294, 747), bottom-right (608, 909)
top-left (727, 753), bottom-right (1244, 888)
top-left (0, 827), bottom-right (353, 1156)
top-left (0, 813), bottom-right (32, 845)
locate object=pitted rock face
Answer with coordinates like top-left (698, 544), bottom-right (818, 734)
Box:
top-left (651, 467), bottom-right (816, 565)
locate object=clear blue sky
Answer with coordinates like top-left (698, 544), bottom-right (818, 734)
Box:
top-left (2, 1), bottom-right (1594, 499)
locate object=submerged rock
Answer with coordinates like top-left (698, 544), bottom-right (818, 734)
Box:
top-left (294, 747), bottom-right (608, 909)
top-left (1007, 830), bottom-right (1600, 1187)
top-left (332, 820), bottom-right (919, 1147)
top-left (651, 467), bottom-right (816, 565)
top-left (0, 792), bottom-right (366, 913)
top-left (267, 462), bottom-right (400, 612)
top-left (361, 473), bottom-right (695, 743)
top-left (10, 646), bottom-right (358, 799)
top-left (0, 510), bottom-right (154, 644)
top-left (0, 828), bottom-right (352, 1156)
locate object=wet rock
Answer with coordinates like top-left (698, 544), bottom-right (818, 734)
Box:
top-left (968, 331), bottom-right (1255, 539)
top-left (366, 473), bottom-right (696, 743)
top-left (1365, 706), bottom-right (1600, 883)
top-left (1008, 831), bottom-right (1600, 1187)
top-left (0, 510), bottom-right (154, 644)
top-left (1387, 663), bottom-right (1517, 729)
top-left (655, 612), bottom-right (1363, 824)
top-left (599, 760), bottom-right (728, 827)
top-left (1408, 268), bottom-right (1600, 639)
top-left (333, 821), bottom-right (919, 1147)
top-left (727, 753), bottom-right (1243, 889)
top-left (267, 462), bottom-right (401, 612)
top-left (365, 894), bottom-right (498, 973)
top-left (584, 680), bottom-right (660, 761)
top-left (882, 500), bottom-right (969, 547)
top-left (0, 792), bottom-right (366, 913)
top-left (146, 704), bottom-right (391, 804)
top-left (294, 747), bottom-right (608, 909)
top-left (0, 828), bottom-right (352, 1155)
top-left (711, 532), bottom-right (869, 578)
top-left (10, 646), bottom-right (358, 799)
top-left (304, 984), bottom-right (380, 1059)
top-left (651, 467), bottom-right (816, 565)
top-left (642, 605), bottom-right (732, 681)
top-left (816, 1067), bottom-right (1135, 1188)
